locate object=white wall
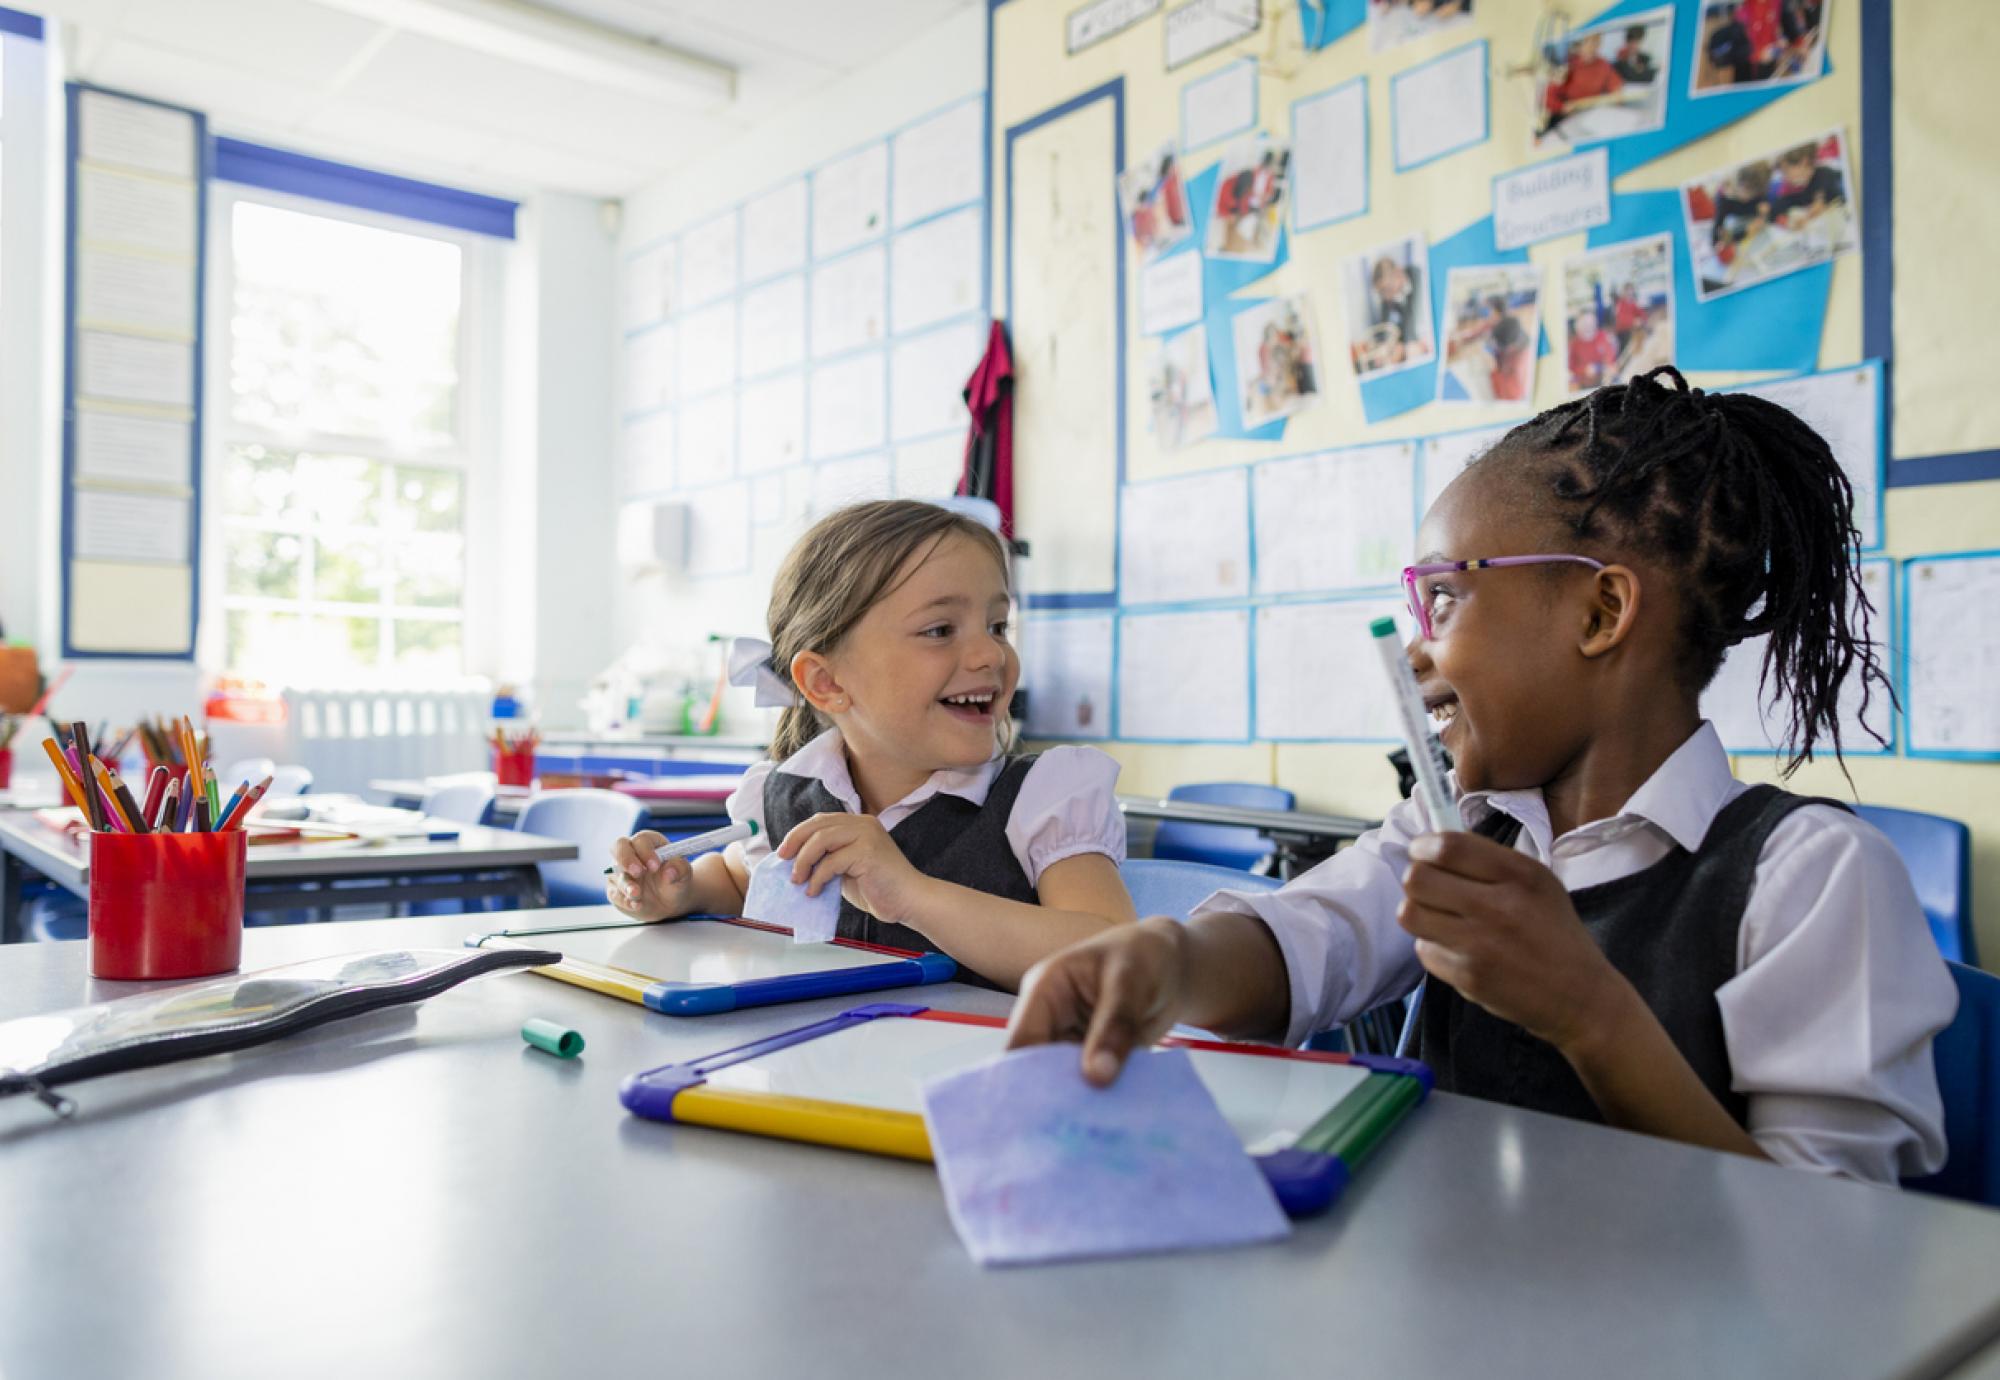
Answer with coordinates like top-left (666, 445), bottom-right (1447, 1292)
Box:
top-left (610, 6), bottom-right (985, 735)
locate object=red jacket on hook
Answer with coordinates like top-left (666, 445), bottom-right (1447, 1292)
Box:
top-left (957, 320), bottom-right (1014, 536)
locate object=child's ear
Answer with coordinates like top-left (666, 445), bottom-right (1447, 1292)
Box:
top-left (1578, 565), bottom-right (1642, 659)
top-left (789, 651), bottom-right (851, 715)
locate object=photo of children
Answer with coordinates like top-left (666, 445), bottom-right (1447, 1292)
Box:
top-left (1367, 0), bottom-right (1473, 52)
top-left (1117, 143), bottom-right (1194, 264)
top-left (1533, 6), bottom-right (1673, 151)
top-left (1563, 234), bottom-right (1674, 394)
top-left (1692, 0), bottom-right (1828, 97)
top-left (1438, 264), bottom-right (1542, 406)
top-left (1230, 296), bottom-right (1322, 426)
top-left (1343, 235), bottom-right (1435, 380)
top-left (1148, 325), bottom-right (1218, 450)
top-left (1682, 129), bottom-right (1855, 301)
top-left (1205, 136), bottom-right (1290, 264)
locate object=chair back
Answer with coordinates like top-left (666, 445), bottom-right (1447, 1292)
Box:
top-left (266, 765), bottom-right (314, 798)
top-left (1120, 858), bottom-right (1282, 922)
top-left (1854, 804), bottom-right (1977, 965)
top-left (1151, 782), bottom-right (1295, 872)
top-left (1905, 961), bottom-right (2000, 1207)
top-left (420, 781), bottom-right (496, 828)
top-left (221, 758), bottom-right (276, 790)
top-left (516, 789), bottom-right (647, 909)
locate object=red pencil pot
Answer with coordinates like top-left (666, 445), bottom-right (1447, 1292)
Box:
top-left (494, 747), bottom-right (537, 788)
top-left (0, 747), bottom-right (12, 790)
top-left (88, 829), bottom-right (246, 980)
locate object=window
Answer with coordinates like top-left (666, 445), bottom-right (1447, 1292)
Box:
top-left (215, 195), bottom-right (478, 682)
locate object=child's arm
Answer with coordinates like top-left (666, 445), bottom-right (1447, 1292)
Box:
top-left (775, 816), bottom-right (1134, 990)
top-left (1397, 831), bottom-right (1765, 1159)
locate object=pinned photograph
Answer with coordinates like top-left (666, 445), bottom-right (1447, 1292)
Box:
top-left (1343, 235), bottom-right (1435, 380)
top-left (1692, 0), bottom-right (1829, 98)
top-left (1533, 6), bottom-right (1673, 151)
top-left (1117, 143), bottom-right (1194, 264)
top-left (1563, 233), bottom-right (1674, 394)
top-left (1682, 129), bottom-right (1855, 301)
top-left (1368, 0), bottom-right (1474, 52)
top-left (1205, 136), bottom-right (1291, 264)
top-left (1147, 325), bottom-right (1218, 450)
top-left (1438, 264), bottom-right (1541, 406)
top-left (1231, 296), bottom-right (1323, 426)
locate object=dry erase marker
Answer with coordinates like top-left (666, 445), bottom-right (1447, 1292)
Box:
top-left (1370, 617), bottom-right (1462, 833)
top-left (602, 819), bottom-right (759, 876)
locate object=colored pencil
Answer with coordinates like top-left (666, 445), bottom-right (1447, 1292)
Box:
top-left (140, 766), bottom-right (168, 826)
top-left (40, 739), bottom-right (92, 816)
top-left (89, 759), bottom-right (134, 833)
top-left (70, 723), bottom-right (104, 831)
top-left (153, 778), bottom-right (181, 832)
top-left (110, 770), bottom-right (148, 835)
top-left (204, 766), bottom-right (221, 825)
top-left (227, 775), bottom-right (275, 830)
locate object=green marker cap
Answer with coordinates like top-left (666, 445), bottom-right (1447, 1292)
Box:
top-left (522, 1018), bottom-right (584, 1058)
top-left (1369, 616), bottom-right (1397, 637)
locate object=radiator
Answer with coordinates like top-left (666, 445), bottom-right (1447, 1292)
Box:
top-left (275, 687), bottom-right (492, 796)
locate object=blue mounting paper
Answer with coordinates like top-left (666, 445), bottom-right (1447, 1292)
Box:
top-left (742, 852), bottom-right (843, 944)
top-left (1358, 215), bottom-right (1529, 425)
top-left (922, 1045), bottom-right (1292, 1266)
top-left (1587, 189), bottom-right (1827, 374)
top-left (1298, 0), bottom-right (1366, 52)
top-left (1184, 163), bottom-right (1291, 441)
top-left (1577, 0), bottom-right (1831, 181)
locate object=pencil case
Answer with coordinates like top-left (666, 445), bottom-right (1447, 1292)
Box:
top-left (0, 946), bottom-right (559, 1117)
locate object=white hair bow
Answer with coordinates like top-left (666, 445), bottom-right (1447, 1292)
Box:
top-left (727, 637), bottom-right (799, 709)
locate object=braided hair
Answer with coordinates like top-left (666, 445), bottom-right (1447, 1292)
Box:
top-left (1478, 365), bottom-right (1889, 775)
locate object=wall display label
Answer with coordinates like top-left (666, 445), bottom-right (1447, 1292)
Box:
top-left (1164, 0), bottom-right (1260, 70)
top-left (1493, 148), bottom-right (1610, 251)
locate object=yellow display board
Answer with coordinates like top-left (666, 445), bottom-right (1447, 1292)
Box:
top-left (991, 0), bottom-right (2000, 959)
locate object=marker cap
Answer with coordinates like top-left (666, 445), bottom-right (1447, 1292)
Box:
top-left (522, 1018), bottom-right (585, 1059)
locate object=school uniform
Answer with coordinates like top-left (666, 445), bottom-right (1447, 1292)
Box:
top-left (725, 729), bottom-right (1126, 973)
top-left (1193, 723), bottom-right (1956, 1184)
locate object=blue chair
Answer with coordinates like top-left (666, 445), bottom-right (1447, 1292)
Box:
top-left (515, 789), bottom-right (647, 910)
top-left (420, 781), bottom-right (497, 828)
top-left (1905, 961), bottom-right (2000, 1207)
top-left (1150, 782), bottom-right (1296, 873)
top-left (1120, 857), bottom-right (1282, 921)
top-left (1855, 805), bottom-right (1977, 965)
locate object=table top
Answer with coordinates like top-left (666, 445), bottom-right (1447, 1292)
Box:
top-left (370, 777), bottom-right (734, 820)
top-left (4, 911), bottom-right (1999, 1380)
top-left (0, 812), bottom-right (577, 889)
top-left (1116, 794), bottom-right (1377, 840)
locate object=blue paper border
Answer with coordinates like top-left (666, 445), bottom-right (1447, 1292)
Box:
top-left (1901, 549), bottom-right (2000, 762)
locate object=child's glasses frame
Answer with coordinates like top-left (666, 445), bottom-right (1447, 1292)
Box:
top-left (1402, 555), bottom-right (1607, 640)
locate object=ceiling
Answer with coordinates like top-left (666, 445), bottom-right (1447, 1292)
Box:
top-left (43, 0), bottom-right (977, 199)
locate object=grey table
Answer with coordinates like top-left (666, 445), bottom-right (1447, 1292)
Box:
top-left (1118, 794), bottom-right (1377, 876)
top-left (0, 814), bottom-right (577, 943)
top-left (5, 911), bottom-right (2000, 1380)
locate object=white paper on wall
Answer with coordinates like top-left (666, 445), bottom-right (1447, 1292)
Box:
top-left (893, 100), bottom-right (984, 227)
top-left (1256, 599), bottom-right (1409, 740)
top-left (1117, 608), bottom-right (1250, 740)
top-left (1253, 443), bottom-right (1417, 595)
top-left (1023, 615), bottom-right (1115, 740)
top-left (1119, 469), bottom-right (1250, 605)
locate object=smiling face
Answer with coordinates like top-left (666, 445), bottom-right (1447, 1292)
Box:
top-left (1407, 463), bottom-right (1607, 793)
top-left (820, 532), bottom-right (1018, 777)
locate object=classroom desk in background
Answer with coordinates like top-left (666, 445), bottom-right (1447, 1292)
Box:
top-left (4, 911), bottom-right (1999, 1380)
top-left (1117, 794), bottom-right (1377, 877)
top-left (368, 777), bottom-right (741, 827)
top-left (0, 815), bottom-right (577, 944)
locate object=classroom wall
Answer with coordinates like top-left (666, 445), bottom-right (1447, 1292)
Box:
top-left (990, 1), bottom-right (2000, 961)
top-left (608, 5), bottom-right (987, 727)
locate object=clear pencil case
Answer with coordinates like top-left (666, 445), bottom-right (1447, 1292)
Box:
top-left (0, 946), bottom-right (559, 1116)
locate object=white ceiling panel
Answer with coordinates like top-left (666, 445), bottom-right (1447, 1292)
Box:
top-left (90, 37), bottom-right (320, 128)
top-left (115, 0), bottom-right (384, 89)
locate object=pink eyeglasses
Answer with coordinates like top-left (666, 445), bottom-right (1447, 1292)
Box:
top-left (1402, 555), bottom-right (1607, 640)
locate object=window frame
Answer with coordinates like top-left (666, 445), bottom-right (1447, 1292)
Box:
top-left (202, 178), bottom-right (501, 687)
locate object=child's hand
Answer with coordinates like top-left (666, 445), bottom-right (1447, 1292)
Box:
top-left (1398, 832), bottom-right (1631, 1054)
top-left (777, 814), bottom-right (931, 929)
top-left (1006, 918), bottom-right (1188, 1086)
top-left (606, 831), bottom-right (696, 921)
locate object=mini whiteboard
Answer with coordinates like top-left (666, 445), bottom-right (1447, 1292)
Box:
top-left (1703, 558), bottom-right (1896, 756)
top-left (1117, 607), bottom-right (1250, 741)
top-left (490, 919), bottom-right (913, 986)
top-left (1726, 362), bottom-right (1884, 553)
top-left (1257, 599), bottom-right (1409, 741)
top-left (1905, 551), bottom-right (2000, 759)
top-left (1253, 443), bottom-right (1416, 595)
top-left (1119, 468), bottom-right (1250, 605)
top-left (701, 1013), bottom-right (1371, 1158)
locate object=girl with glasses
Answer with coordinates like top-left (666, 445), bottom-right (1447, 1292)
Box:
top-left (1008, 367), bottom-right (1954, 1184)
